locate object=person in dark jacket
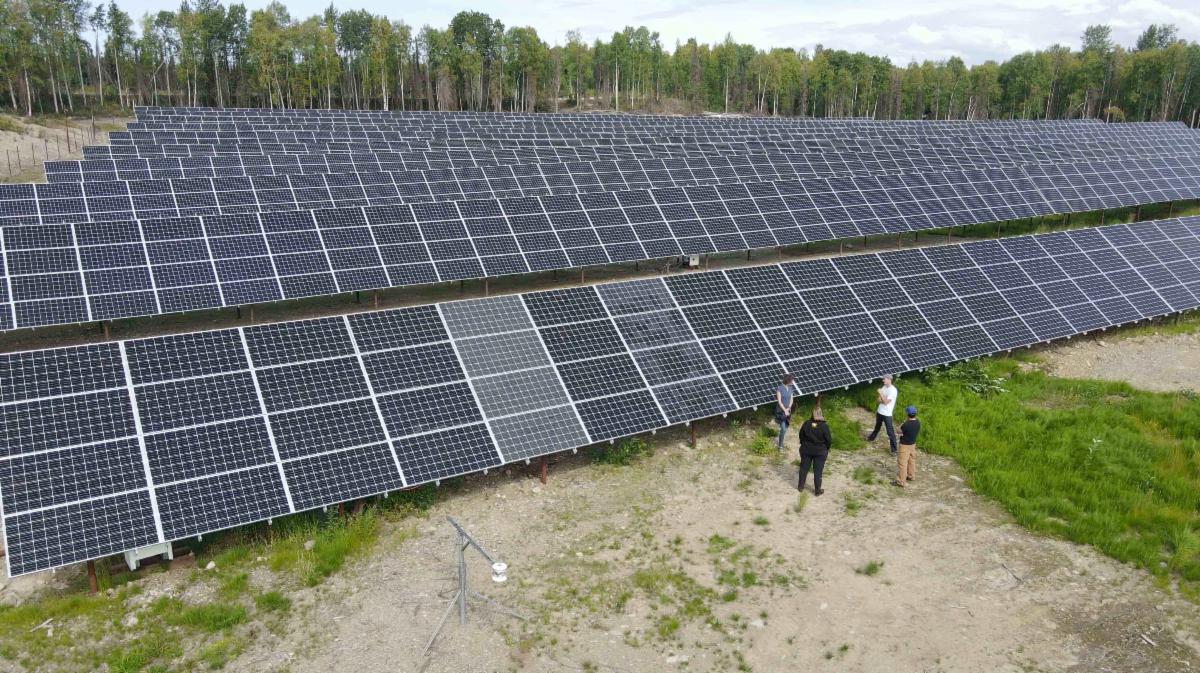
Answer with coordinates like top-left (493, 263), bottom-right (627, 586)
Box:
top-left (893, 405), bottom-right (921, 488)
top-left (797, 407), bottom-right (833, 495)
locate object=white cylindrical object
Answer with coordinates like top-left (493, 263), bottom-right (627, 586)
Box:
top-left (491, 562), bottom-right (508, 583)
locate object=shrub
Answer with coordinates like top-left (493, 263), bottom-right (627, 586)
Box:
top-left (592, 437), bottom-right (651, 465)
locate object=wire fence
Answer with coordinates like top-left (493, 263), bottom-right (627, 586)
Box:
top-left (3, 117), bottom-right (114, 179)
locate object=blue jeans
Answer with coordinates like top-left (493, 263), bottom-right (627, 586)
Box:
top-left (869, 413), bottom-right (897, 452)
top-left (776, 417), bottom-right (789, 448)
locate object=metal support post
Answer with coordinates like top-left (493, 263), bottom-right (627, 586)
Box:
top-left (421, 518), bottom-right (521, 658)
top-left (539, 457), bottom-right (547, 485)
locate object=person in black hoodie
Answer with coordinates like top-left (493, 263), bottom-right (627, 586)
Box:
top-left (797, 406), bottom-right (833, 495)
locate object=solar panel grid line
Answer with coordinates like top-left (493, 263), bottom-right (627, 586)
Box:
top-left (7, 218), bottom-right (1200, 575)
top-left (48, 142), bottom-right (1200, 183)
top-left (87, 128), bottom-right (1200, 159)
top-left (235, 327), bottom-right (298, 515)
top-left (1097, 227), bottom-right (1177, 312)
top-left (103, 140), bottom-right (1177, 161)
top-left (432, 302), bottom-right (509, 467)
top-left (116, 340), bottom-right (167, 544)
top-left (105, 125), bottom-right (1200, 148)
top-left (0, 217), bottom-right (13, 330)
top-left (25, 149), bottom-right (1180, 232)
top-left (511, 297), bottom-right (594, 445)
top-left (821, 258), bottom-right (918, 376)
top-left (71, 144), bottom-right (1185, 179)
top-left (339, 313), bottom-right (410, 488)
top-left (624, 279), bottom-right (739, 422)
top-left (695, 269), bottom-right (798, 404)
top-left (587, 285), bottom-right (673, 426)
top-left (7, 157), bottom-right (1200, 328)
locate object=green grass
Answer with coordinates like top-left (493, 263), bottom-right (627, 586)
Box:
top-left (847, 355), bottom-right (1200, 595)
top-left (198, 637), bottom-right (242, 670)
top-left (749, 431), bottom-right (776, 456)
top-left (795, 395), bottom-right (866, 452)
top-left (254, 591), bottom-right (292, 613)
top-left (842, 493), bottom-right (864, 516)
top-left (166, 602), bottom-right (248, 633)
top-left (593, 437), bottom-right (652, 465)
top-left (105, 633), bottom-right (181, 673)
top-left (856, 560), bottom-right (885, 576)
top-left (751, 515), bottom-right (770, 526)
top-left (0, 115), bottom-right (22, 133)
top-left (852, 465), bottom-right (877, 485)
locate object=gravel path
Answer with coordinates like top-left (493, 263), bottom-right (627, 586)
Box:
top-left (1040, 330), bottom-right (1200, 392)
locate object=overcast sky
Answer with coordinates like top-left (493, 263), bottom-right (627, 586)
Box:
top-left (116, 0), bottom-right (1200, 65)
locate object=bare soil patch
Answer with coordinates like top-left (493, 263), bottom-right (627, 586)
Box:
top-left (1039, 330), bottom-right (1200, 393)
top-left (0, 115), bottom-right (121, 183)
top-left (209, 413), bottom-right (1200, 673)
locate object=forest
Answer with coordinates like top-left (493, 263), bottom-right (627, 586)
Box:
top-left (1, 0), bottom-right (1199, 123)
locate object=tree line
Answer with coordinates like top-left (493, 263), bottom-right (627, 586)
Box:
top-left (1, 0), bottom-right (1198, 124)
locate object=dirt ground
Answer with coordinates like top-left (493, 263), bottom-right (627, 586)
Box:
top-left (0, 114), bottom-right (123, 183)
top-left (211, 409), bottom-right (1199, 673)
top-left (1040, 330), bottom-right (1200, 393)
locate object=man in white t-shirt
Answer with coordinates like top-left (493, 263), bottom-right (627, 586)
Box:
top-left (867, 375), bottom-right (899, 455)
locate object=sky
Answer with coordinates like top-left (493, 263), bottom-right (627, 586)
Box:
top-left (115, 0), bottom-right (1200, 65)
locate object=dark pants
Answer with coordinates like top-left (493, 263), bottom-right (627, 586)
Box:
top-left (798, 454), bottom-right (826, 492)
top-left (869, 413), bottom-right (897, 452)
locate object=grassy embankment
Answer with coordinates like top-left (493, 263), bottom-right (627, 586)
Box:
top-left (832, 317), bottom-right (1200, 598)
top-left (0, 486), bottom-right (437, 672)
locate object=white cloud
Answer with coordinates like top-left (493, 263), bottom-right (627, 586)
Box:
top-left (110, 0), bottom-right (1199, 65)
top-left (905, 23), bottom-right (942, 44)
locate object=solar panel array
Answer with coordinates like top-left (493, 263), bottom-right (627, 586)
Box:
top-left (4, 216), bottom-right (1200, 576)
top-left (4, 153), bottom-right (1200, 330)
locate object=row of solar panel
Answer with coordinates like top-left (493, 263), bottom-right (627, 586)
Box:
top-left (127, 107), bottom-right (1109, 126)
top-left (112, 124), bottom-right (1200, 146)
top-left (84, 134), bottom-right (1200, 164)
top-left (122, 112), bottom-right (1155, 137)
top-left (97, 136), bottom-right (1196, 179)
top-left (41, 148), bottom-right (1088, 185)
top-left (15, 144), bottom-right (1200, 228)
top-left (96, 134), bottom-right (1200, 162)
top-left (3, 216), bottom-right (1199, 576)
top-left (55, 139), bottom-right (1182, 185)
top-left (4, 158), bottom-right (1197, 330)
top-left (118, 113), bottom-right (1194, 142)
top-left (8, 155), bottom-right (1200, 230)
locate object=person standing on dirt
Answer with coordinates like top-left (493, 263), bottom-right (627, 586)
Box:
top-left (797, 407), bottom-right (832, 495)
top-left (893, 406), bottom-right (921, 488)
top-left (774, 374), bottom-right (796, 450)
top-left (867, 375), bottom-right (899, 455)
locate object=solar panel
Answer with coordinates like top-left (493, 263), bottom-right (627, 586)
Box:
top-left (5, 157), bottom-right (1200, 331)
top-left (3, 216), bottom-right (1198, 577)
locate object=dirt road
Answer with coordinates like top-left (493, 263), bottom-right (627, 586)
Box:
top-left (223, 409), bottom-right (1200, 673)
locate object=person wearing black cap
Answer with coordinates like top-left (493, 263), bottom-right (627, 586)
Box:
top-left (797, 406), bottom-right (832, 495)
top-left (893, 406), bottom-right (921, 487)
